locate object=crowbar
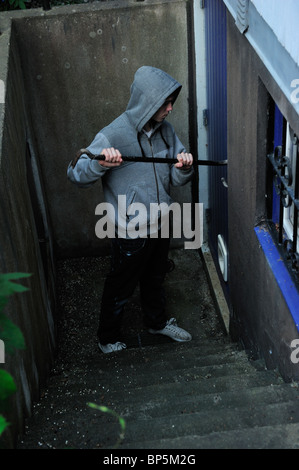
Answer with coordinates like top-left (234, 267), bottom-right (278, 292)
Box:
top-left (71, 149), bottom-right (227, 168)
top-left (94, 155), bottom-right (227, 166)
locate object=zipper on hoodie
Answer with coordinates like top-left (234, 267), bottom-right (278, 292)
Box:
top-left (148, 137), bottom-right (160, 205)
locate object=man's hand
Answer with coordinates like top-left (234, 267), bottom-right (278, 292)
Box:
top-left (175, 152), bottom-right (193, 170)
top-left (98, 148), bottom-right (123, 167)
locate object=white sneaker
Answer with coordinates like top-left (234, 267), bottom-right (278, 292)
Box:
top-left (98, 342), bottom-right (127, 354)
top-left (148, 318), bottom-right (192, 342)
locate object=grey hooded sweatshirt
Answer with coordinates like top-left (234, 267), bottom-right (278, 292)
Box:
top-left (67, 66), bottom-right (193, 236)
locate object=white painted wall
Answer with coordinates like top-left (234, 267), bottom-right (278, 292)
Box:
top-left (224, 0), bottom-right (299, 124)
top-left (251, 0), bottom-right (299, 67)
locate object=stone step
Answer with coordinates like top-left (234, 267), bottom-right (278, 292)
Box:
top-left (46, 357), bottom-right (283, 401)
top-left (41, 359), bottom-right (285, 411)
top-left (108, 383), bottom-right (299, 421)
top-left (88, 342), bottom-right (249, 375)
top-left (96, 366), bottom-right (283, 396)
top-left (78, 337), bottom-right (239, 364)
top-left (106, 399), bottom-right (299, 449)
top-left (25, 384), bottom-right (298, 450)
top-left (118, 422), bottom-right (299, 449)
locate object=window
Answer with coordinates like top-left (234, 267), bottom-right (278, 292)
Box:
top-left (266, 102), bottom-right (299, 284)
top-left (283, 123), bottom-right (299, 252)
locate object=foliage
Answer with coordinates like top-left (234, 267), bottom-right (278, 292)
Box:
top-left (0, 0), bottom-right (95, 11)
top-left (0, 273), bottom-right (30, 439)
top-left (0, 0), bottom-right (30, 11)
top-left (87, 402), bottom-right (126, 448)
top-left (0, 273), bottom-right (126, 446)
top-left (0, 415), bottom-right (9, 436)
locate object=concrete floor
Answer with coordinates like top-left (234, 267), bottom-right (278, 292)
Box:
top-left (17, 248), bottom-right (227, 449)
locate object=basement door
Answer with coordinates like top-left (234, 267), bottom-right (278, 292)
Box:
top-left (205, 0), bottom-right (229, 296)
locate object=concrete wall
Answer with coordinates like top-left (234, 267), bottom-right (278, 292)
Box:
top-left (0, 22), bottom-right (56, 448)
top-left (13, 0), bottom-right (194, 258)
top-left (226, 12), bottom-right (299, 381)
top-left (0, 0), bottom-right (194, 447)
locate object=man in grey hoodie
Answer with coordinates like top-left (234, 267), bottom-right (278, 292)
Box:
top-left (68, 66), bottom-right (193, 353)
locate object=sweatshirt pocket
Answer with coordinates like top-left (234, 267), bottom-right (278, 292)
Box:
top-left (125, 183), bottom-right (149, 214)
top-left (125, 183), bottom-right (150, 237)
top-left (126, 188), bottom-right (137, 217)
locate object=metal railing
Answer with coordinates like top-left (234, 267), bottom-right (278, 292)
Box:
top-left (266, 142), bottom-right (299, 281)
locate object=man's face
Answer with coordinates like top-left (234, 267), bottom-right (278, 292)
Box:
top-left (152, 95), bottom-right (175, 123)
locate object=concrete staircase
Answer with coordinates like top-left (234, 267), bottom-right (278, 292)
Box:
top-left (96, 337), bottom-right (299, 449)
top-left (17, 251), bottom-right (299, 449)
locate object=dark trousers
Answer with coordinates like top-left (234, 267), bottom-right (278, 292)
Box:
top-left (97, 236), bottom-right (170, 345)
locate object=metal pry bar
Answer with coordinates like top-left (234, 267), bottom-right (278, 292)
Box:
top-left (93, 155), bottom-right (227, 166)
top-left (71, 149), bottom-right (227, 168)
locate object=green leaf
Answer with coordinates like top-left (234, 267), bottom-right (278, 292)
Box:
top-left (118, 417), bottom-right (126, 432)
top-left (0, 273), bottom-right (31, 311)
top-left (87, 403), bottom-right (126, 431)
top-left (0, 273), bottom-right (31, 281)
top-left (87, 402), bottom-right (126, 448)
top-left (0, 313), bottom-right (25, 354)
top-left (0, 370), bottom-right (16, 401)
top-left (0, 414), bottom-right (9, 437)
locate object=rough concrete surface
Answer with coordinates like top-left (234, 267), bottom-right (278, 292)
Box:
top-left (9, 0), bottom-right (193, 258)
top-left (16, 248), bottom-right (226, 449)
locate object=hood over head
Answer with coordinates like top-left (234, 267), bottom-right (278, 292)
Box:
top-left (126, 66), bottom-right (182, 133)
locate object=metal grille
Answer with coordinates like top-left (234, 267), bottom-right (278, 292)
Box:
top-left (266, 134), bottom-right (299, 282)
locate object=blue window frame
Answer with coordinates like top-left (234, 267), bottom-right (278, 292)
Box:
top-left (254, 98), bottom-right (299, 328)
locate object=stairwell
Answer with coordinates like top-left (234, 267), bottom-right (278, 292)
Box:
top-left (17, 250), bottom-right (299, 449)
